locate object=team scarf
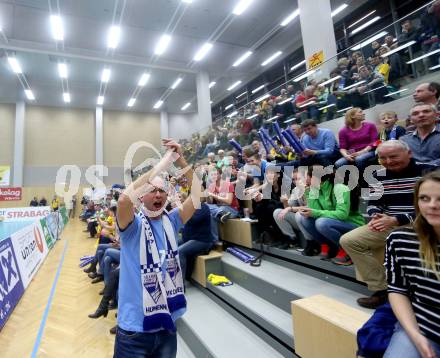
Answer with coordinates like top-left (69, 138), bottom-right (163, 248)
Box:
top-left (139, 208), bottom-right (186, 332)
top-left (379, 126), bottom-right (397, 141)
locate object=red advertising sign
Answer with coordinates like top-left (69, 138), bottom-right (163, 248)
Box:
top-left (0, 187), bottom-right (22, 201)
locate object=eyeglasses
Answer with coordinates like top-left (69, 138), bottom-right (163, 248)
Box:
top-left (149, 186), bottom-right (167, 194)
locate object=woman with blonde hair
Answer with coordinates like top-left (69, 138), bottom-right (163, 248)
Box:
top-left (384, 170), bottom-right (440, 357)
top-left (335, 107), bottom-right (378, 171)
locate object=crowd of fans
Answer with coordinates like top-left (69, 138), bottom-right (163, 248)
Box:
top-left (70, 6), bottom-right (440, 357)
top-left (179, 9), bottom-right (440, 164)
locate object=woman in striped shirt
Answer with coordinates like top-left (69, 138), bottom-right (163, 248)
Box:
top-left (384, 170), bottom-right (440, 358)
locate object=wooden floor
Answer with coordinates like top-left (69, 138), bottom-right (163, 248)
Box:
top-left (0, 218), bottom-right (116, 358)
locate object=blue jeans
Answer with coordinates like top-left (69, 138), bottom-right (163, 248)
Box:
top-left (103, 248), bottom-right (120, 285)
top-left (384, 323), bottom-right (440, 358)
top-left (114, 328), bottom-right (177, 358)
top-left (178, 240), bottom-right (214, 279)
top-left (206, 204), bottom-right (239, 241)
top-left (96, 243), bottom-right (112, 274)
top-left (335, 150), bottom-right (376, 171)
top-left (296, 216), bottom-right (358, 248)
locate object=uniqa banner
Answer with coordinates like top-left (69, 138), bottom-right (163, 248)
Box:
top-left (10, 221), bottom-right (49, 288)
top-left (0, 207), bottom-right (51, 223)
top-left (0, 237), bottom-right (25, 331)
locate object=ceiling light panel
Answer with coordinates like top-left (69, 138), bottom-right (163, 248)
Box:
top-left (209, 81), bottom-right (216, 89)
top-left (348, 10), bottom-right (376, 28)
top-left (280, 9), bottom-right (300, 26)
top-left (331, 3), bottom-right (348, 17)
top-left (193, 43), bottom-right (213, 62)
top-left (50, 15), bottom-right (64, 41)
top-left (153, 100), bottom-right (164, 109)
top-left (171, 77), bottom-right (183, 89)
top-left (101, 68), bottom-right (111, 83)
top-left (154, 34), bottom-right (172, 55)
top-left (127, 98), bottom-right (136, 107)
top-left (97, 96), bottom-right (104, 105)
top-left (8, 57), bottom-right (22, 74)
top-left (58, 63), bottom-right (68, 78)
top-left (25, 89), bottom-right (35, 100)
top-left (261, 51), bottom-right (282, 66)
top-left (181, 102), bottom-right (191, 110)
top-left (350, 16), bottom-right (381, 35)
top-left (233, 51), bottom-right (253, 67)
top-left (232, 0), bottom-right (254, 16)
top-left (227, 80), bottom-right (242, 91)
top-left (138, 73), bottom-right (150, 86)
top-left (63, 93), bottom-right (71, 103)
top-left (107, 26), bottom-right (121, 49)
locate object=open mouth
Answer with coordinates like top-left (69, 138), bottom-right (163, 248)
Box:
top-left (153, 201), bottom-right (164, 210)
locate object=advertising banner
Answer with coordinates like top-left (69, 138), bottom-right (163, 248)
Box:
top-left (39, 218), bottom-right (56, 250)
top-left (10, 222), bottom-right (49, 288)
top-left (0, 166), bottom-right (11, 187)
top-left (0, 187), bottom-right (22, 201)
top-left (59, 207), bottom-right (69, 226)
top-left (0, 237), bottom-right (25, 331)
top-left (0, 207), bottom-right (51, 223)
top-left (308, 50), bottom-right (325, 69)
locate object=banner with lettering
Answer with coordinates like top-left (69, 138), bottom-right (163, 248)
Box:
top-left (39, 218), bottom-right (56, 250)
top-left (10, 222), bottom-right (49, 288)
top-left (0, 237), bottom-right (25, 330)
top-left (0, 207), bottom-right (51, 223)
top-left (0, 187), bottom-right (22, 201)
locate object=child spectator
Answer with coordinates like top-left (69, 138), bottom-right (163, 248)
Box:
top-left (377, 111), bottom-right (406, 142)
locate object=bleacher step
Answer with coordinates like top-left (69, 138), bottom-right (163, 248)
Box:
top-left (177, 334), bottom-right (197, 358)
top-left (178, 286), bottom-right (286, 358)
top-left (207, 282), bottom-right (294, 348)
top-left (221, 252), bottom-right (371, 314)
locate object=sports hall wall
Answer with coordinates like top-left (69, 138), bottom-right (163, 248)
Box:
top-left (0, 103), bottom-right (160, 207)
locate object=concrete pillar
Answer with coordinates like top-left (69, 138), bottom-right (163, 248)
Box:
top-left (196, 71), bottom-right (212, 132)
top-left (160, 111), bottom-right (169, 139)
top-left (12, 101), bottom-right (25, 187)
top-left (95, 106), bottom-right (103, 166)
top-left (298, 0), bottom-right (338, 78)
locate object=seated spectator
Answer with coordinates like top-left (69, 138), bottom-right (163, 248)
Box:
top-left (401, 103), bottom-right (440, 167)
top-left (273, 168), bottom-right (312, 247)
top-left (349, 65), bottom-right (389, 108)
top-left (251, 140), bottom-right (267, 160)
top-left (384, 35), bottom-right (398, 50)
top-left (216, 149), bottom-right (227, 168)
top-left (39, 196), bottom-right (47, 206)
top-left (377, 46), bottom-right (406, 86)
top-left (88, 266), bottom-right (119, 320)
top-left (296, 85), bottom-right (319, 120)
top-left (335, 108), bottom-right (378, 171)
top-left (397, 19), bottom-right (420, 47)
top-left (300, 119), bottom-right (340, 167)
top-left (80, 200), bottom-right (96, 221)
top-left (206, 167), bottom-right (240, 242)
top-left (413, 82), bottom-right (440, 110)
top-left (242, 146), bottom-right (270, 190)
top-left (383, 170), bottom-right (440, 357)
top-left (296, 167), bottom-right (364, 259)
top-left (377, 111), bottom-right (406, 142)
top-left (340, 140), bottom-right (427, 308)
top-left (369, 56), bottom-right (390, 84)
top-left (179, 195), bottom-right (215, 279)
top-left (207, 152), bottom-right (216, 165)
top-left (29, 197), bottom-right (39, 207)
top-left (96, 206), bottom-right (117, 244)
top-left (252, 168), bottom-right (290, 248)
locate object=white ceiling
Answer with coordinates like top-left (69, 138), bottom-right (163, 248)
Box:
top-left (0, 0), bottom-right (366, 113)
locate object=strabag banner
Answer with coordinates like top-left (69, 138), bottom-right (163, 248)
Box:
top-left (10, 221), bottom-right (49, 288)
top-left (0, 237), bottom-right (25, 330)
top-left (0, 207), bottom-right (51, 223)
top-left (0, 187), bottom-right (22, 201)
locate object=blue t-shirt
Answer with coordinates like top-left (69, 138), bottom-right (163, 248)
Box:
top-left (117, 208), bottom-right (184, 332)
